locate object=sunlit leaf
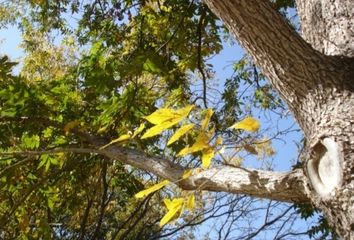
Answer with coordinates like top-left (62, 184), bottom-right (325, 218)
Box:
top-left (160, 198), bottom-right (184, 227)
top-left (141, 120), bottom-right (180, 139)
top-left (142, 105), bottom-right (194, 139)
top-left (230, 117), bottom-right (260, 132)
top-left (144, 105), bottom-right (193, 125)
top-left (177, 132), bottom-right (210, 157)
top-left (144, 108), bottom-right (177, 125)
top-left (22, 134), bottom-right (40, 149)
top-left (135, 180), bottom-right (170, 199)
top-left (201, 109), bottom-right (213, 130)
top-left (182, 169), bottom-right (193, 179)
top-left (100, 134), bottom-right (131, 149)
top-left (186, 195), bottom-right (195, 211)
top-left (167, 123), bottom-right (194, 146)
top-left (201, 148), bottom-right (214, 168)
top-left (215, 136), bottom-right (223, 146)
top-left (163, 198), bottom-right (173, 210)
top-left (132, 123), bottom-right (145, 138)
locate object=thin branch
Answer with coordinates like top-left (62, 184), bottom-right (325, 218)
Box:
top-left (196, 6), bottom-right (208, 108)
top-left (0, 148), bottom-right (102, 157)
top-left (91, 160), bottom-right (109, 239)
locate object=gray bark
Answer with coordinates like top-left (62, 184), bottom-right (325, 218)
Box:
top-left (203, 0), bottom-right (354, 238)
top-left (296, 0), bottom-right (354, 57)
top-left (80, 133), bottom-right (309, 203)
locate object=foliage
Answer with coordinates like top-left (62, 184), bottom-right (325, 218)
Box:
top-left (294, 203), bottom-right (338, 239)
top-left (0, 0), bottom-right (332, 239)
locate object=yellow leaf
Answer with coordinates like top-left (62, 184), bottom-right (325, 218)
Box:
top-left (182, 169), bottom-right (193, 179)
top-left (141, 120), bottom-right (180, 139)
top-left (186, 195), bottom-right (195, 211)
top-left (215, 136), bottom-right (223, 146)
top-left (254, 139), bottom-right (276, 158)
top-left (201, 109), bottom-right (213, 130)
top-left (163, 198), bottom-right (173, 210)
top-left (144, 108), bottom-right (177, 125)
top-left (201, 148), bottom-right (214, 168)
top-left (112, 134), bottom-right (131, 143)
top-left (144, 105), bottom-right (194, 125)
top-left (177, 146), bottom-right (193, 157)
top-left (230, 117), bottom-right (260, 132)
top-left (132, 123), bottom-right (145, 138)
top-left (167, 124), bottom-right (194, 146)
top-left (174, 105), bottom-right (194, 117)
top-left (160, 198), bottom-right (184, 227)
top-left (142, 105), bottom-right (194, 139)
top-left (99, 134), bottom-right (131, 149)
top-left (177, 132), bottom-right (210, 157)
top-left (135, 180), bottom-right (170, 199)
top-left (190, 132), bottom-right (210, 151)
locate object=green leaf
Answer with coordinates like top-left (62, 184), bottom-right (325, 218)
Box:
top-left (22, 134), bottom-right (40, 149)
top-left (143, 58), bottom-right (161, 73)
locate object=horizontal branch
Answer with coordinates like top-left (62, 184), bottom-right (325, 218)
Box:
top-left (181, 166), bottom-right (309, 203)
top-left (0, 148), bottom-right (98, 157)
top-left (3, 133), bottom-right (310, 203)
top-left (100, 144), bottom-right (309, 203)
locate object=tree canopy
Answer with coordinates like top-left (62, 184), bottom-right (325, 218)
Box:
top-left (0, 0), bottom-right (339, 239)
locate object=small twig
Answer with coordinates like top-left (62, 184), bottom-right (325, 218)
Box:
top-left (0, 148), bottom-right (103, 157)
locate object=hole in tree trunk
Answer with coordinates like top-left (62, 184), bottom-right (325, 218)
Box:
top-left (307, 138), bottom-right (343, 198)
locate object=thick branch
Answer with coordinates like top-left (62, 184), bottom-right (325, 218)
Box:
top-left (202, 0), bottom-right (340, 121)
top-left (180, 166), bottom-right (309, 203)
top-left (63, 132), bottom-right (311, 203)
top-left (98, 144), bottom-right (309, 203)
top-left (4, 138), bottom-right (310, 203)
top-left (3, 128), bottom-right (309, 203)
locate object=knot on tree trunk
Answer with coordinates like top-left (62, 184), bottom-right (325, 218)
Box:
top-left (307, 137), bottom-right (343, 199)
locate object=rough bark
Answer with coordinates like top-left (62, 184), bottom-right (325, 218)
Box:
top-left (80, 133), bottom-right (309, 204)
top-left (296, 0), bottom-right (354, 57)
top-left (203, 0), bottom-right (354, 238)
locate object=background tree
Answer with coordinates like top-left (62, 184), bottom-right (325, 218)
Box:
top-left (0, 0), bottom-right (351, 239)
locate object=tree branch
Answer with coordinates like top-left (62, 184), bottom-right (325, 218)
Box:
top-left (103, 144), bottom-right (309, 203)
top-left (3, 132), bottom-right (310, 203)
top-left (91, 133), bottom-right (311, 203)
top-left (202, 0), bottom-right (340, 127)
top-left (84, 133), bottom-right (310, 203)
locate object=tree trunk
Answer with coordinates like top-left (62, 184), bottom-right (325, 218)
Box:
top-left (203, 0), bottom-right (354, 238)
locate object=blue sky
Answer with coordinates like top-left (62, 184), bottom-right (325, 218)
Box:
top-left (0, 13), bottom-right (319, 239)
